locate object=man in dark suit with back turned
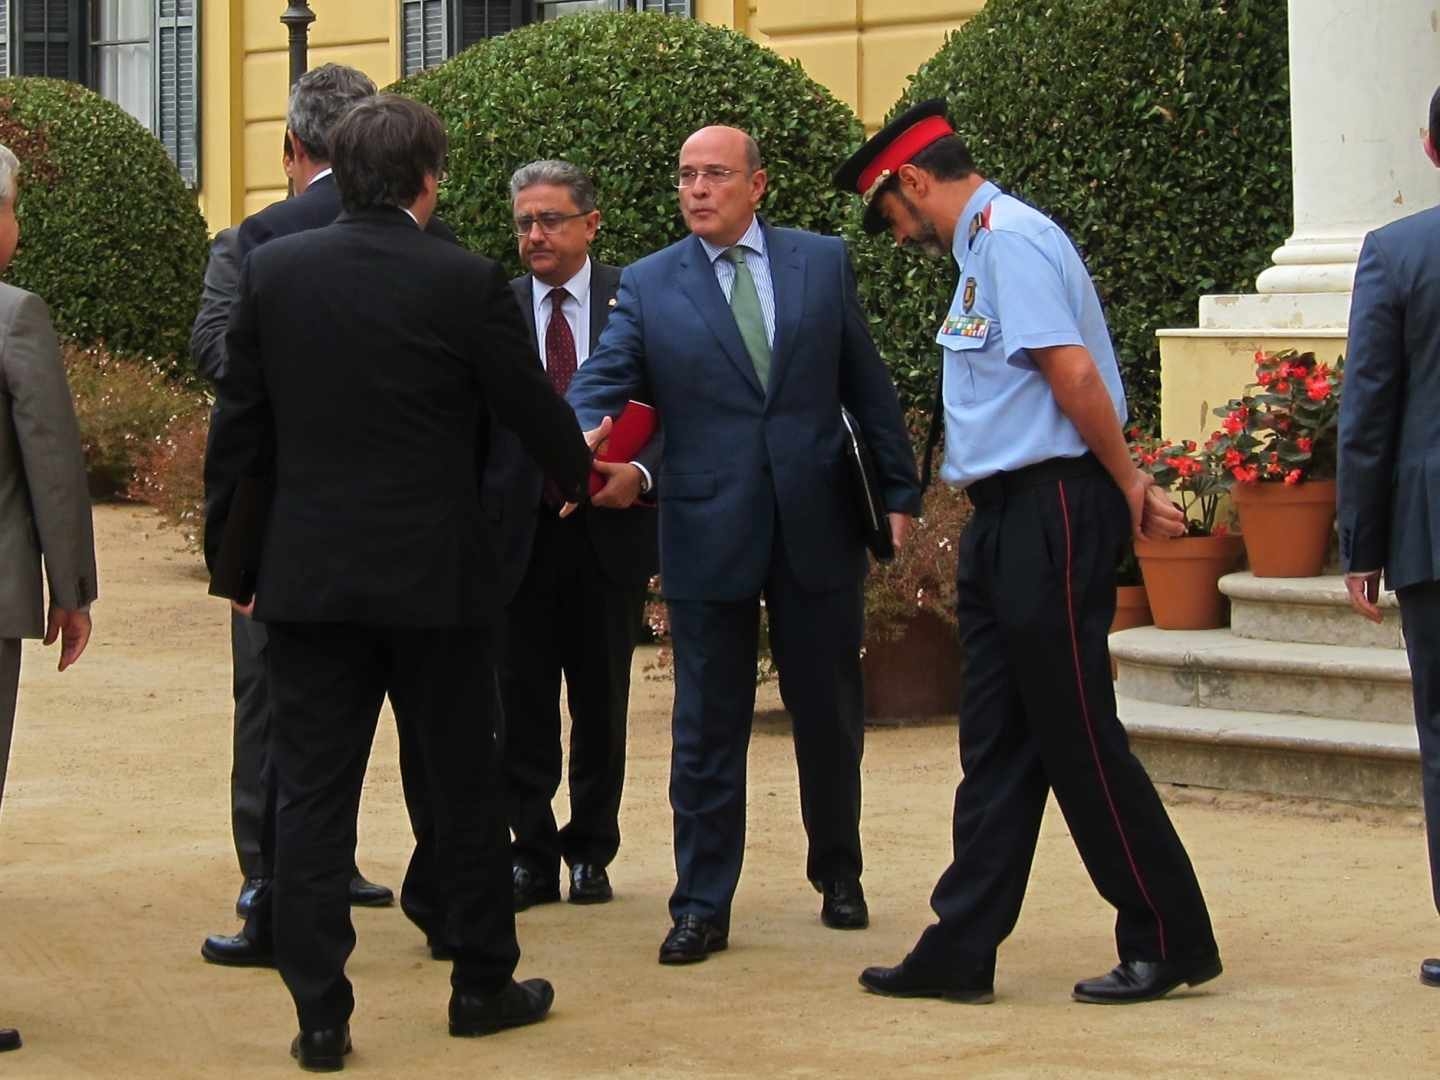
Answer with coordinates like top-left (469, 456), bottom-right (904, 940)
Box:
top-left (567, 126), bottom-right (921, 964)
top-left (495, 160), bottom-right (659, 910)
top-left (206, 94), bottom-right (591, 1069)
top-left (1339, 84), bottom-right (1440, 992)
top-left (195, 64), bottom-right (470, 968)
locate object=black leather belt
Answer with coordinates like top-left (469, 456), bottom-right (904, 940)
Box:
top-left (966, 453), bottom-right (1105, 509)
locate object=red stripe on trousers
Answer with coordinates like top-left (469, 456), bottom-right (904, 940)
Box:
top-left (1056, 480), bottom-right (1167, 960)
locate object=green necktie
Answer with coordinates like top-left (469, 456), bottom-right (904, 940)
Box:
top-left (724, 246), bottom-right (772, 389)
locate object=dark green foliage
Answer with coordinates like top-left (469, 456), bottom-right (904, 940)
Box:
top-left (393, 12), bottom-right (861, 274)
top-left (845, 0), bottom-right (1292, 426)
top-left (0, 78), bottom-right (208, 367)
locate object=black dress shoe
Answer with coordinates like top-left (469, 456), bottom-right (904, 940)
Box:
top-left (0, 1028), bottom-right (20, 1052)
top-left (859, 952), bottom-right (995, 1003)
top-left (818, 878), bottom-right (869, 930)
top-left (290, 1025), bottom-right (351, 1072)
top-left (1072, 954), bottom-right (1223, 1004)
top-left (201, 932), bottom-right (276, 968)
top-left (348, 873), bottom-right (393, 908)
top-left (1421, 957), bottom-right (1440, 987)
top-left (568, 863), bottom-right (613, 905)
top-left (513, 864), bottom-right (560, 912)
top-left (236, 876), bottom-right (272, 919)
top-left (449, 978), bottom-right (555, 1037)
top-left (658, 915), bottom-right (728, 965)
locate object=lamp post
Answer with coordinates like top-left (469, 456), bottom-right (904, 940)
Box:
top-left (281, 2), bottom-right (316, 87)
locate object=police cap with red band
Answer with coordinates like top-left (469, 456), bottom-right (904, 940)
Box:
top-left (833, 98), bottom-right (955, 235)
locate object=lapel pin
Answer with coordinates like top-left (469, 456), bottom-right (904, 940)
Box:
top-left (608, 298), bottom-right (617, 307)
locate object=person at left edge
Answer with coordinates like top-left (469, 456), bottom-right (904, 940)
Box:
top-left (205, 94), bottom-right (592, 1069)
top-left (0, 140), bottom-right (98, 1057)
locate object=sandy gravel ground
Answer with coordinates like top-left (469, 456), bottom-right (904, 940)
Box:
top-left (0, 503), bottom-right (1436, 1078)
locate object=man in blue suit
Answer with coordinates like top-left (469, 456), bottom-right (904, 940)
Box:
top-left (566, 125), bottom-right (922, 964)
top-left (1338, 85), bottom-right (1440, 991)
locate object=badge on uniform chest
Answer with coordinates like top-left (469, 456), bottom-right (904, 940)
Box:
top-left (940, 313), bottom-right (989, 340)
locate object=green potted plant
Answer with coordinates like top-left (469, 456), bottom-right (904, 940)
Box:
top-left (1210, 349), bottom-right (1344, 577)
top-left (1131, 433), bottom-right (1242, 630)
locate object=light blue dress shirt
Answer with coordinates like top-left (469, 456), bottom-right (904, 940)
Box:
top-left (698, 215), bottom-right (777, 348)
top-left (938, 181), bottom-right (1128, 489)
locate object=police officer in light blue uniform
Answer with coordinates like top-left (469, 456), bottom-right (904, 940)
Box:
top-left (835, 100), bottom-right (1220, 1006)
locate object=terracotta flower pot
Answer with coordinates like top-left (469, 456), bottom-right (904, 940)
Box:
top-left (1135, 534), bottom-right (1245, 630)
top-left (1231, 478), bottom-right (1337, 578)
top-left (1109, 584), bottom-right (1153, 678)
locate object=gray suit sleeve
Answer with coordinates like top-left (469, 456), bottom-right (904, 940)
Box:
top-left (4, 294), bottom-right (97, 609)
top-left (190, 227), bottom-right (242, 383)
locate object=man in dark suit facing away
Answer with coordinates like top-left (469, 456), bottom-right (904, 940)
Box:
top-left (1338, 84), bottom-right (1440, 992)
top-left (205, 95), bottom-right (591, 1069)
top-left (193, 65), bottom-right (402, 972)
top-left (567, 126), bottom-right (922, 964)
top-left (495, 160), bottom-right (659, 910)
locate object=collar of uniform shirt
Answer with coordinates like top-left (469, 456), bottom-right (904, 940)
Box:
top-left (534, 255), bottom-right (593, 310)
top-left (950, 179), bottom-right (1001, 266)
top-left (699, 214), bottom-right (767, 264)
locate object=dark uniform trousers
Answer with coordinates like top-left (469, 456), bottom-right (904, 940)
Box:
top-left (503, 507), bottom-right (647, 878)
top-left (917, 458), bottom-right (1216, 977)
top-left (229, 611), bottom-right (273, 880)
top-left (665, 510), bottom-right (866, 927)
top-left (1396, 582), bottom-right (1440, 915)
top-left (265, 621), bottom-right (518, 1032)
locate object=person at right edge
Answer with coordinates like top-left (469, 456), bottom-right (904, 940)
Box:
top-left (1337, 85), bottom-right (1440, 993)
top-left (834, 100), bottom-right (1220, 1005)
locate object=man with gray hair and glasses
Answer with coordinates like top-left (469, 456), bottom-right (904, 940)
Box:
top-left (0, 142), bottom-right (98, 1055)
top-left (485, 160), bottom-right (659, 913)
top-left (198, 62), bottom-right (401, 972)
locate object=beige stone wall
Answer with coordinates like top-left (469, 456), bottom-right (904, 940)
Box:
top-left (200, 1), bottom-right (985, 230)
top-left (750, 1), bottom-right (984, 130)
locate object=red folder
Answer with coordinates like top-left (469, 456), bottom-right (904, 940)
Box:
top-left (589, 400), bottom-right (658, 497)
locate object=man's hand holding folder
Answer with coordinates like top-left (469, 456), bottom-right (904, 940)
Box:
top-left (561, 401), bottom-right (659, 517)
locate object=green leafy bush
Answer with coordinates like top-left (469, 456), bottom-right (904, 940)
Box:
top-left (0, 78), bottom-right (209, 366)
top-left (394, 12), bottom-right (861, 273)
top-left (64, 339), bottom-right (208, 499)
top-left (846, 0), bottom-right (1292, 425)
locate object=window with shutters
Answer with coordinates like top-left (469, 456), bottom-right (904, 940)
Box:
top-left (0, 2), bottom-right (9, 77)
top-left (534, 1), bottom-right (690, 21)
top-left (17, 0), bottom-right (81, 79)
top-left (152, 0), bottom-right (197, 186)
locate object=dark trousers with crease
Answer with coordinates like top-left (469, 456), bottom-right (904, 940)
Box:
top-left (265, 621), bottom-right (518, 1031)
top-left (502, 510), bottom-right (646, 881)
top-left (230, 612), bottom-right (273, 880)
top-left (1396, 580), bottom-right (1440, 915)
top-left (665, 522), bottom-right (866, 928)
top-left (917, 460), bottom-right (1216, 977)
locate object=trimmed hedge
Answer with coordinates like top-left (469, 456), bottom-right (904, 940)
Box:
top-left (847, 0), bottom-right (1292, 426)
top-left (0, 78), bottom-right (209, 366)
top-left (393, 12), bottom-right (861, 273)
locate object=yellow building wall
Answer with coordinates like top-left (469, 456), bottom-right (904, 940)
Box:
top-left (199, 1), bottom-right (983, 230)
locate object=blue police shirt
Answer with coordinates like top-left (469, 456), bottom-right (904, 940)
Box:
top-left (937, 180), bottom-right (1128, 489)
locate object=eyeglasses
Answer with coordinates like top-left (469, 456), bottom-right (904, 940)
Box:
top-left (675, 166), bottom-right (745, 189)
top-left (513, 211), bottom-right (588, 236)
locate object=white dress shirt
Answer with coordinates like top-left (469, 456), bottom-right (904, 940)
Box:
top-left (532, 257), bottom-right (593, 370)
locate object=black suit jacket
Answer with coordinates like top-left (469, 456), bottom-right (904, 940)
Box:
top-left (205, 208), bottom-right (590, 627)
top-left (482, 261), bottom-right (660, 600)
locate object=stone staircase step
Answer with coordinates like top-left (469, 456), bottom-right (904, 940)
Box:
top-left (1110, 627), bottom-right (1412, 723)
top-left (1220, 572), bottom-right (1403, 649)
top-left (1118, 696), bottom-right (1420, 807)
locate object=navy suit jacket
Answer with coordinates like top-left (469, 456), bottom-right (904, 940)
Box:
top-left (1338, 204), bottom-right (1440, 590)
top-left (481, 262), bottom-right (660, 601)
top-left (566, 221), bottom-right (921, 602)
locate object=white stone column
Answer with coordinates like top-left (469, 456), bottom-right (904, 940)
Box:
top-left (1248, 0), bottom-right (1440, 323)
